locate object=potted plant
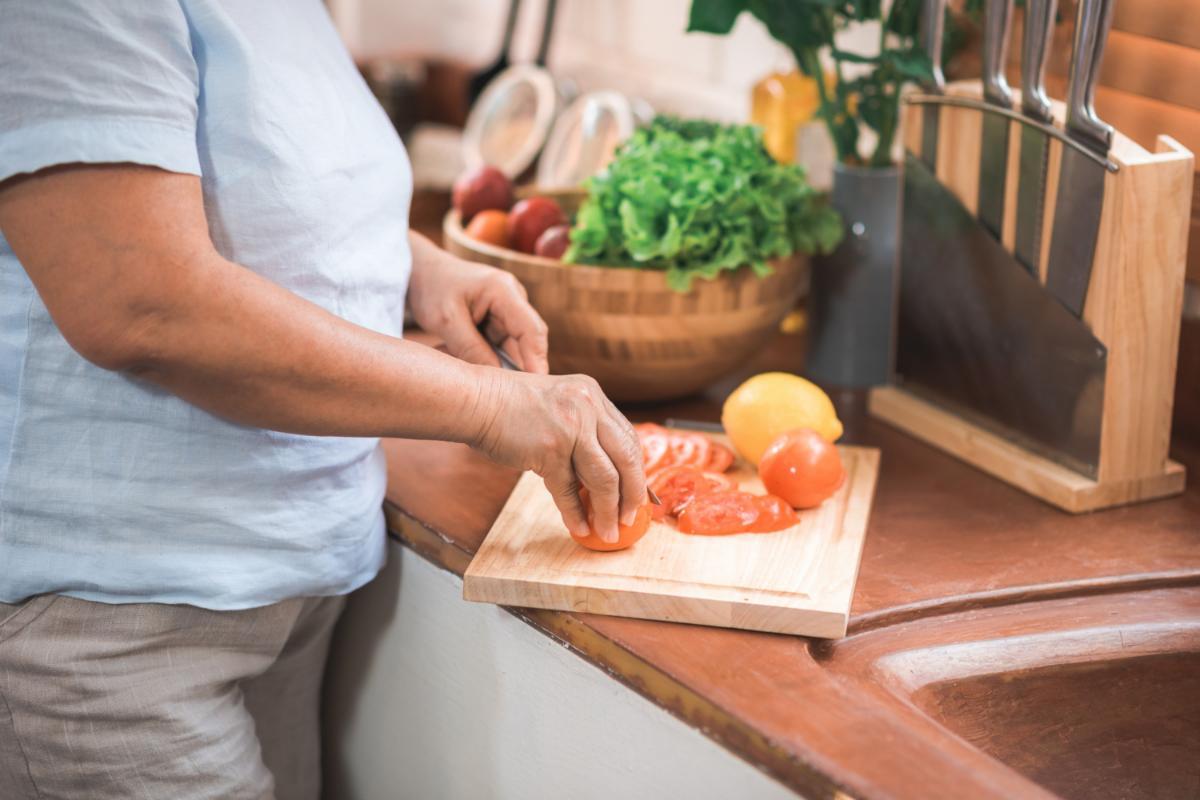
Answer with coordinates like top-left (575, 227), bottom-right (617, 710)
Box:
top-left (689, 0), bottom-right (936, 387)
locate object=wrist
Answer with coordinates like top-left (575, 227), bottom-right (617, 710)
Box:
top-left (457, 363), bottom-right (511, 451)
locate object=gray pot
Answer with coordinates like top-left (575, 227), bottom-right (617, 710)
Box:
top-left (805, 162), bottom-right (901, 388)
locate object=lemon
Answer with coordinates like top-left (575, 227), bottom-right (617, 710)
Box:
top-left (721, 372), bottom-right (843, 465)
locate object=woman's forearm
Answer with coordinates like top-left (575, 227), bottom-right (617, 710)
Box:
top-left (128, 250), bottom-right (497, 441)
top-left (0, 164), bottom-right (496, 443)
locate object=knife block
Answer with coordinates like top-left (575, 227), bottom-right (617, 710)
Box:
top-left (870, 80), bottom-right (1193, 513)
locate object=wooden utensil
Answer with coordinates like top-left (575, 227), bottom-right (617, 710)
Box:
top-left (464, 434), bottom-right (881, 638)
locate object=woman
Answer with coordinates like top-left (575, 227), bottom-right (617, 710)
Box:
top-left (0, 2), bottom-right (645, 798)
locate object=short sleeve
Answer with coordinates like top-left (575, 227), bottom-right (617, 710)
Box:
top-left (0, 1), bottom-right (201, 184)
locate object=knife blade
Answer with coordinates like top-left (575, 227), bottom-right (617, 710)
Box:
top-left (977, 0), bottom-right (1015, 240)
top-left (1044, 0), bottom-right (1116, 317)
top-left (918, 0), bottom-right (947, 166)
top-left (1013, 0), bottom-right (1058, 275)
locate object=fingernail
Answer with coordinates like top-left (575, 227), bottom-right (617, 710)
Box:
top-left (603, 526), bottom-right (619, 544)
top-left (620, 508), bottom-right (637, 527)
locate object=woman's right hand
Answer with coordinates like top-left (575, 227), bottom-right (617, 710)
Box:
top-left (469, 369), bottom-right (646, 544)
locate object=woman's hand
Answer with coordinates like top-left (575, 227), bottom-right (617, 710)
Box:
top-left (469, 369), bottom-right (646, 544)
top-left (406, 232), bottom-right (549, 374)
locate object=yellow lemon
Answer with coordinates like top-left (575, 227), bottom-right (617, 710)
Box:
top-left (721, 372), bottom-right (843, 465)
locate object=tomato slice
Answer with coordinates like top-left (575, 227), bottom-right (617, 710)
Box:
top-left (749, 494), bottom-right (799, 532)
top-left (675, 491), bottom-right (763, 536)
top-left (635, 423), bottom-right (671, 473)
top-left (667, 432), bottom-right (712, 469)
top-left (649, 466), bottom-right (739, 516)
top-left (705, 442), bottom-right (735, 473)
top-left (675, 490), bottom-right (799, 535)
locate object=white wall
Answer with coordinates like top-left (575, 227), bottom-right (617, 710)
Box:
top-left (322, 542), bottom-right (801, 799)
top-left (330, 0), bottom-right (884, 176)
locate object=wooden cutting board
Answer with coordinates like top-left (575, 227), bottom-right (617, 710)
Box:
top-left (464, 438), bottom-right (880, 638)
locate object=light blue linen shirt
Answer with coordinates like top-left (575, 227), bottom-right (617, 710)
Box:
top-left (0, 1), bottom-right (412, 607)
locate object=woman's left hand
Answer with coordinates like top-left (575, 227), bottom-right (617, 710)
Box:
top-left (406, 232), bottom-right (550, 374)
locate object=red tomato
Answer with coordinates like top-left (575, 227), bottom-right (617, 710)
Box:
top-left (758, 428), bottom-right (846, 509)
top-left (453, 165), bottom-right (514, 223)
top-left (534, 224), bottom-right (571, 259)
top-left (667, 432), bottom-right (712, 470)
top-left (749, 494), bottom-right (799, 532)
top-left (464, 209), bottom-right (510, 248)
top-left (705, 442), bottom-right (735, 473)
top-left (507, 197), bottom-right (567, 254)
top-left (648, 466), bottom-right (739, 516)
top-left (675, 491), bottom-right (762, 536)
top-left (572, 488), bottom-right (651, 552)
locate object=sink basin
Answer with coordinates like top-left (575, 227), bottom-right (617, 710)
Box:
top-left (816, 583), bottom-right (1200, 799)
top-left (913, 651), bottom-right (1199, 800)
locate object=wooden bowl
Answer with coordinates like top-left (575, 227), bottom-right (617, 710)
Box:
top-left (443, 210), bottom-right (808, 402)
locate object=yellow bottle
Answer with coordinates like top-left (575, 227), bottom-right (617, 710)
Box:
top-left (750, 67), bottom-right (823, 164)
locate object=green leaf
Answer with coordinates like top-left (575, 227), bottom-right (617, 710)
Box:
top-left (686, 0), bottom-right (747, 34)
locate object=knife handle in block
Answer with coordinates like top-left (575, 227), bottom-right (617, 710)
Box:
top-left (1020, 0), bottom-right (1057, 123)
top-left (1065, 0), bottom-right (1116, 155)
top-left (982, 0), bottom-right (1015, 108)
top-left (921, 0), bottom-right (946, 94)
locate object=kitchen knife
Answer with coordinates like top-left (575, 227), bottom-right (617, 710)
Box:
top-left (918, 0), bottom-right (947, 167)
top-left (1044, 0), bottom-right (1116, 317)
top-left (977, 0), bottom-right (1015, 240)
top-left (1013, 0), bottom-right (1058, 275)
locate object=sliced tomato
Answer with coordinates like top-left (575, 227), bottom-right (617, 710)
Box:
top-left (574, 487), bottom-right (652, 551)
top-left (749, 494), bottom-right (799, 532)
top-left (704, 442), bottom-right (735, 473)
top-left (649, 466), bottom-right (739, 516)
top-left (649, 498), bottom-right (668, 522)
top-left (675, 490), bottom-right (799, 536)
top-left (675, 491), bottom-right (763, 536)
top-left (666, 431), bottom-right (712, 470)
top-left (635, 423), bottom-right (671, 473)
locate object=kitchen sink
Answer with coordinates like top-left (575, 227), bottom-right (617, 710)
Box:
top-left (912, 651), bottom-right (1199, 800)
top-left (814, 583), bottom-right (1200, 799)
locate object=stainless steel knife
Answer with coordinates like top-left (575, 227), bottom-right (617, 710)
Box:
top-left (918, 0), bottom-right (947, 167)
top-left (1013, 0), bottom-right (1058, 275)
top-left (977, 0), bottom-right (1015, 240)
top-left (1044, 0), bottom-right (1116, 317)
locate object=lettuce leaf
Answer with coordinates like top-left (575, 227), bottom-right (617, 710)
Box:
top-left (564, 116), bottom-right (843, 291)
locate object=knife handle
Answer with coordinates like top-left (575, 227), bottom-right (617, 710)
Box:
top-left (1020, 0), bottom-right (1057, 123)
top-left (982, 0), bottom-right (1015, 107)
top-left (1065, 0), bottom-right (1116, 154)
top-left (921, 0), bottom-right (947, 93)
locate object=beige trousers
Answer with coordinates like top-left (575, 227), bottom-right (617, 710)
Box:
top-left (0, 593), bottom-right (345, 800)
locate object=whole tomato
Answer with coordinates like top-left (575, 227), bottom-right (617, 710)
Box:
top-left (507, 197), bottom-right (567, 254)
top-left (453, 165), bottom-right (514, 223)
top-left (534, 224), bottom-right (571, 259)
top-left (464, 209), bottom-right (510, 248)
top-left (758, 428), bottom-right (845, 509)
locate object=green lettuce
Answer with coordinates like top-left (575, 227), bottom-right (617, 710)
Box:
top-left (565, 115), bottom-right (843, 291)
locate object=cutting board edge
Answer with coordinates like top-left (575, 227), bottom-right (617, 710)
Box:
top-left (462, 572), bottom-right (851, 639)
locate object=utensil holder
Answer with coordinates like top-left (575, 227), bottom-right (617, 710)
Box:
top-left (870, 81), bottom-right (1192, 512)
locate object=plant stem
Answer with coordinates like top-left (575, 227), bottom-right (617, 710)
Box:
top-left (795, 47), bottom-right (850, 164)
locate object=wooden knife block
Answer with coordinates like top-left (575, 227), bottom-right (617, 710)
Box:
top-left (870, 80), bottom-right (1193, 513)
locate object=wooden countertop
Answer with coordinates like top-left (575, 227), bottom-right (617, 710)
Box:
top-left (381, 329), bottom-right (1200, 799)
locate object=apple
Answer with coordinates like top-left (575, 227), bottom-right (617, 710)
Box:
top-left (452, 165), bottom-right (513, 224)
top-left (534, 224), bottom-right (571, 259)
top-left (507, 197), bottom-right (567, 254)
